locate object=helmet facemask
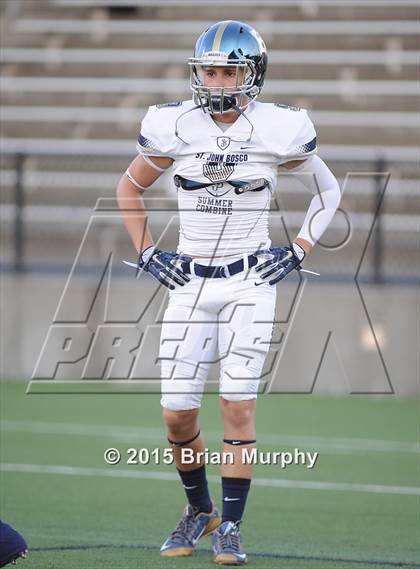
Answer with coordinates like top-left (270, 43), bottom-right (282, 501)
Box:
top-left (189, 56), bottom-right (260, 114)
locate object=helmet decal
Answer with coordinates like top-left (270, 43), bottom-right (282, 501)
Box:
top-left (211, 21), bottom-right (230, 52)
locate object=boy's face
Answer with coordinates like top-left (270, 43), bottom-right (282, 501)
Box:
top-left (201, 66), bottom-right (245, 90)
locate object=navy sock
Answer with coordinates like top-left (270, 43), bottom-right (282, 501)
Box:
top-left (177, 465), bottom-right (212, 513)
top-left (222, 477), bottom-right (251, 523)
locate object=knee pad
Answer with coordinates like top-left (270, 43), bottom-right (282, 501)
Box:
top-left (219, 365), bottom-right (259, 402)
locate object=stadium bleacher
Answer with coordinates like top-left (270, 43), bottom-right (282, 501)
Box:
top-left (0, 0), bottom-right (419, 279)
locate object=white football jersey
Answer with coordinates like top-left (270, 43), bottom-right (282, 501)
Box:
top-left (136, 99), bottom-right (317, 257)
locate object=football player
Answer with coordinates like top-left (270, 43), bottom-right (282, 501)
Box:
top-left (117, 20), bottom-right (341, 565)
top-left (0, 520), bottom-right (27, 567)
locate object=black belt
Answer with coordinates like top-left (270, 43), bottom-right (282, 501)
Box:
top-left (181, 255), bottom-right (259, 278)
top-left (174, 175), bottom-right (269, 195)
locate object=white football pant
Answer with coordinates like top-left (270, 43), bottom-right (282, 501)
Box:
top-left (160, 254), bottom-right (277, 411)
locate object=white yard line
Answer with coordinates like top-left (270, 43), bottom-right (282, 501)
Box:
top-left (1, 463), bottom-right (419, 496)
top-left (1, 420), bottom-right (419, 454)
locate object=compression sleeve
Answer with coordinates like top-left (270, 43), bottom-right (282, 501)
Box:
top-left (281, 155), bottom-right (341, 245)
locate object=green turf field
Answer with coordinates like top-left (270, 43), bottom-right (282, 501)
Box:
top-left (1, 380), bottom-right (419, 569)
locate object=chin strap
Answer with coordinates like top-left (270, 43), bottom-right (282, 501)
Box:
top-left (231, 103), bottom-right (254, 142)
top-left (213, 94), bottom-right (237, 113)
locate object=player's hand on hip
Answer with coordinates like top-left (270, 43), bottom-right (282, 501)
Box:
top-left (255, 243), bottom-right (305, 285)
top-left (137, 246), bottom-right (192, 290)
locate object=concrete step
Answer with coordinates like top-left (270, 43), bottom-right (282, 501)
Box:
top-left (2, 46), bottom-right (418, 67)
top-left (2, 194), bottom-right (418, 239)
top-left (6, 30), bottom-right (416, 52)
top-left (3, 106), bottom-right (418, 129)
top-left (2, 120), bottom-right (419, 147)
top-left (2, 76), bottom-right (417, 100)
top-left (4, 61), bottom-right (417, 81)
top-left (2, 90), bottom-right (418, 113)
top-left (12, 189), bottom-right (417, 217)
top-left (2, 159), bottom-right (418, 207)
top-left (5, 32), bottom-right (418, 54)
top-left (11, 1), bottom-right (420, 22)
top-left (5, 17), bottom-right (419, 51)
top-left (1, 136), bottom-right (418, 165)
top-left (121, 4), bottom-right (420, 22)
top-left (7, 152), bottom-right (418, 179)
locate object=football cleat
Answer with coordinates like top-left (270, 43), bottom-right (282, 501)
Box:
top-left (160, 502), bottom-right (221, 557)
top-left (0, 521), bottom-right (28, 568)
top-left (212, 520), bottom-right (247, 565)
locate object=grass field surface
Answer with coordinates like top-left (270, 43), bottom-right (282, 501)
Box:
top-left (0, 380), bottom-right (419, 568)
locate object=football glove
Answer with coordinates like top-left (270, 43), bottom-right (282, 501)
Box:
top-left (136, 246), bottom-right (192, 290)
top-left (255, 243), bottom-right (305, 285)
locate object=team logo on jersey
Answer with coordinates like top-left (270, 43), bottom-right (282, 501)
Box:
top-left (217, 136), bottom-right (231, 150)
top-left (203, 162), bottom-right (235, 185)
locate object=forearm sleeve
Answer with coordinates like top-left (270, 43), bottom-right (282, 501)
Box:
top-left (281, 155), bottom-right (341, 245)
